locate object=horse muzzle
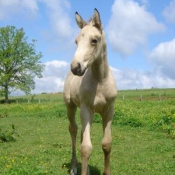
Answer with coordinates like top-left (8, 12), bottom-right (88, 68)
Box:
top-left (71, 62), bottom-right (86, 76)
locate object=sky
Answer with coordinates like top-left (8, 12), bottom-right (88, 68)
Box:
top-left (0, 0), bottom-right (175, 95)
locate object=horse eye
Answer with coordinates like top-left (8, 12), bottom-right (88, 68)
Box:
top-left (91, 39), bottom-right (98, 44)
top-left (75, 39), bottom-right (78, 44)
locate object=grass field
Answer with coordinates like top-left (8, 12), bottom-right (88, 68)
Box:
top-left (0, 89), bottom-right (175, 175)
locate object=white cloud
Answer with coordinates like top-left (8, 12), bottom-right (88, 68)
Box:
top-left (26, 58), bottom-right (175, 94)
top-left (11, 60), bottom-right (70, 95)
top-left (32, 60), bottom-right (70, 94)
top-left (149, 39), bottom-right (175, 79)
top-left (40, 0), bottom-right (74, 39)
top-left (111, 67), bottom-right (175, 90)
top-left (0, 0), bottom-right (75, 42)
top-left (106, 0), bottom-right (165, 56)
top-left (0, 0), bottom-right (38, 20)
top-left (38, 0), bottom-right (77, 53)
top-left (163, 0), bottom-right (175, 23)
top-left (12, 60), bottom-right (174, 96)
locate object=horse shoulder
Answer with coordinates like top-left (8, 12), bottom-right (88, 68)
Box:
top-left (105, 72), bottom-right (117, 101)
top-left (93, 75), bottom-right (117, 112)
top-left (99, 72), bottom-right (117, 100)
top-left (64, 72), bottom-right (81, 106)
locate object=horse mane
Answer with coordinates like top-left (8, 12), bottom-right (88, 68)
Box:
top-left (86, 18), bottom-right (103, 32)
top-left (88, 18), bottom-right (93, 23)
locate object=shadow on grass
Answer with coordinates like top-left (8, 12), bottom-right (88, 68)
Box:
top-left (63, 162), bottom-right (101, 175)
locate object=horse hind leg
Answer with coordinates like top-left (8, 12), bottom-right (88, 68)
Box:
top-left (67, 104), bottom-right (78, 175)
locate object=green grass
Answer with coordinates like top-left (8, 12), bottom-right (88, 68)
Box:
top-left (0, 96), bottom-right (175, 174)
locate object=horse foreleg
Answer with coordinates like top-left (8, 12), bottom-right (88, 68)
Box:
top-left (67, 105), bottom-right (78, 175)
top-left (80, 104), bottom-right (93, 175)
top-left (101, 105), bottom-right (114, 175)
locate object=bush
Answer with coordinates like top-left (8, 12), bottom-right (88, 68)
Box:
top-left (155, 109), bottom-right (175, 138)
top-left (0, 123), bottom-right (19, 142)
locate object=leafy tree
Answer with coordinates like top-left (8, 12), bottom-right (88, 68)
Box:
top-left (0, 26), bottom-right (44, 102)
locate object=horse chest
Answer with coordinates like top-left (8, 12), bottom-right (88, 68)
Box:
top-left (80, 84), bottom-right (114, 111)
top-left (69, 71), bottom-right (117, 110)
top-left (93, 93), bottom-right (107, 112)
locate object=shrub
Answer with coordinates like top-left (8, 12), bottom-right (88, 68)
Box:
top-left (0, 123), bottom-right (19, 142)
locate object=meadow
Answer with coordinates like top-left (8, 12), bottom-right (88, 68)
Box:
top-left (0, 89), bottom-right (175, 175)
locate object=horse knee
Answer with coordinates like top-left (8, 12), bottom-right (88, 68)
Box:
top-left (81, 144), bottom-right (92, 158)
top-left (102, 139), bottom-right (111, 154)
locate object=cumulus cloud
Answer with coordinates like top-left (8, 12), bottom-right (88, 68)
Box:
top-left (32, 60), bottom-right (70, 94)
top-left (40, 0), bottom-right (75, 39)
top-left (149, 39), bottom-right (175, 79)
top-left (25, 57), bottom-right (175, 94)
top-left (163, 0), bottom-right (175, 23)
top-left (106, 0), bottom-right (165, 56)
top-left (13, 60), bottom-right (175, 96)
top-left (111, 67), bottom-right (175, 90)
top-left (31, 62), bottom-right (175, 94)
top-left (39, 0), bottom-right (77, 53)
top-left (0, 0), bottom-right (38, 20)
top-left (0, 0), bottom-right (75, 44)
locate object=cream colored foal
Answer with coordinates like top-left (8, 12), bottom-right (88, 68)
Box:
top-left (63, 9), bottom-right (117, 175)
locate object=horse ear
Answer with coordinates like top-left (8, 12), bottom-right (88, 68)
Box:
top-left (92, 8), bottom-right (102, 30)
top-left (75, 12), bottom-right (86, 29)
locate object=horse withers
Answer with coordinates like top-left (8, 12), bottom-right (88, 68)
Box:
top-left (63, 9), bottom-right (117, 175)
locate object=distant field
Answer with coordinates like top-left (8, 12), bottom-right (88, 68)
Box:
top-left (0, 92), bottom-right (64, 104)
top-left (117, 88), bottom-right (175, 101)
top-left (1, 88), bottom-right (174, 103)
top-left (0, 89), bottom-right (175, 174)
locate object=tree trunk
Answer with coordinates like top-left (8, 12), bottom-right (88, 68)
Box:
top-left (4, 85), bottom-right (9, 103)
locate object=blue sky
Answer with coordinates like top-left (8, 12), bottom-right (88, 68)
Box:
top-left (0, 0), bottom-right (175, 94)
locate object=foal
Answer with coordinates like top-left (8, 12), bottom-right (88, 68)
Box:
top-left (63, 9), bottom-right (117, 175)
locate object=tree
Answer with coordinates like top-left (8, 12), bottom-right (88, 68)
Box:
top-left (0, 26), bottom-right (44, 102)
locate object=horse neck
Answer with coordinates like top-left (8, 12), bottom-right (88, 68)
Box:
top-left (91, 43), bottom-right (109, 82)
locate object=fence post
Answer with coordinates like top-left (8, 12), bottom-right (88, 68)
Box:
top-left (159, 94), bottom-right (161, 101)
top-left (140, 94), bottom-right (142, 101)
top-left (122, 93), bottom-right (125, 100)
top-left (38, 99), bottom-right (40, 104)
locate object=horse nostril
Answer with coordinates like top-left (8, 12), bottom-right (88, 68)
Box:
top-left (77, 63), bottom-right (81, 70)
top-left (76, 62), bottom-right (81, 74)
top-left (71, 62), bottom-right (81, 75)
